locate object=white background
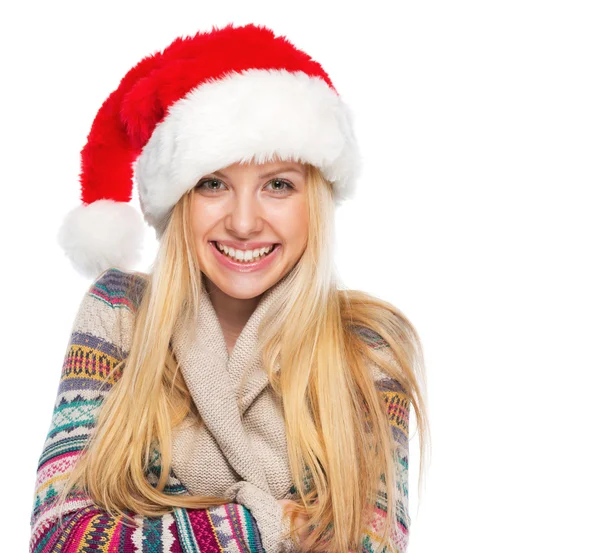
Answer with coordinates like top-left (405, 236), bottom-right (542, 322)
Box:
top-left (1, 1), bottom-right (598, 551)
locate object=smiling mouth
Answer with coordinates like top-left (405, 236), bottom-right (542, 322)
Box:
top-left (210, 241), bottom-right (281, 263)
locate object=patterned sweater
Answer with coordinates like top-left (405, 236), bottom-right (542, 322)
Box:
top-left (29, 268), bottom-right (410, 552)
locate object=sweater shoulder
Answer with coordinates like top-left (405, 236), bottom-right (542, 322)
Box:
top-left (68, 268), bottom-right (148, 359)
top-left (351, 324), bottom-right (410, 400)
top-left (353, 324), bottom-right (390, 351)
top-left (89, 267), bottom-right (149, 314)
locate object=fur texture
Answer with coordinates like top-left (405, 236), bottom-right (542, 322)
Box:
top-left (134, 68), bottom-right (360, 234)
top-left (57, 200), bottom-right (145, 279)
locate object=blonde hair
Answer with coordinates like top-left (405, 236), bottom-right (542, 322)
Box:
top-left (54, 163), bottom-right (430, 553)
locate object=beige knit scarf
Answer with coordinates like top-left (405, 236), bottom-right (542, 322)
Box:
top-left (170, 269), bottom-right (298, 553)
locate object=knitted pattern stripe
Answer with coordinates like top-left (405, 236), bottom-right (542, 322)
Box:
top-left (29, 268), bottom-right (410, 552)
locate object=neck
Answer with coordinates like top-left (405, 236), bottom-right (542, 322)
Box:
top-left (204, 277), bottom-right (263, 352)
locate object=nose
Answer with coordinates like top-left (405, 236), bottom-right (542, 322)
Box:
top-left (225, 188), bottom-right (264, 236)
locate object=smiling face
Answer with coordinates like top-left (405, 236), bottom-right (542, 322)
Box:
top-left (190, 158), bottom-right (309, 299)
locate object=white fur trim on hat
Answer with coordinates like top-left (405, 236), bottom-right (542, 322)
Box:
top-left (134, 68), bottom-right (361, 235)
top-left (57, 199), bottom-right (146, 279)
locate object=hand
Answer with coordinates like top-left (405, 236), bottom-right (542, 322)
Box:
top-left (278, 499), bottom-right (310, 544)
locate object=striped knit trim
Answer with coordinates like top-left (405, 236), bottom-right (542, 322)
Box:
top-left (74, 509), bottom-right (120, 552)
top-left (33, 506), bottom-right (98, 553)
top-left (206, 504), bottom-right (247, 552)
top-left (59, 330), bottom-right (126, 393)
top-left (353, 324), bottom-right (391, 350)
top-left (172, 508), bottom-right (202, 553)
top-left (174, 507), bottom-right (201, 553)
top-left (376, 377), bottom-right (410, 450)
top-left (90, 267), bottom-right (147, 313)
top-left (241, 503), bottom-right (263, 552)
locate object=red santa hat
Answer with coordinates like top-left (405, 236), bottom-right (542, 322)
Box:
top-left (57, 22), bottom-right (361, 278)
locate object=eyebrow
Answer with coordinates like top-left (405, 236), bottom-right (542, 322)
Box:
top-left (212, 165), bottom-right (305, 179)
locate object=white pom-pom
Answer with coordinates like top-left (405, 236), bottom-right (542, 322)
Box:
top-left (57, 199), bottom-right (146, 279)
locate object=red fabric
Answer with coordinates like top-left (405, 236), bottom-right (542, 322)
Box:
top-left (80, 23), bottom-right (337, 206)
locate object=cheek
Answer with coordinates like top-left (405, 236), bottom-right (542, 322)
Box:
top-left (278, 201), bottom-right (309, 247)
top-left (190, 196), bottom-right (217, 237)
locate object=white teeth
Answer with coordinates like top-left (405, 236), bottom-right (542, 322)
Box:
top-left (215, 242), bottom-right (275, 262)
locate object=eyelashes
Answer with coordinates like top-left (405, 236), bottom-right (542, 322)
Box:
top-left (194, 178), bottom-right (295, 194)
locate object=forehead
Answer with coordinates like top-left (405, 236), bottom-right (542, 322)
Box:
top-left (215, 158), bottom-right (308, 176)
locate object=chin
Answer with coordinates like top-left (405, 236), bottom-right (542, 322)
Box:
top-left (204, 269), bottom-right (281, 299)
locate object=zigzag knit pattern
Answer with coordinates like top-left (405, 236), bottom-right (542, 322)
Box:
top-left (29, 268), bottom-right (410, 552)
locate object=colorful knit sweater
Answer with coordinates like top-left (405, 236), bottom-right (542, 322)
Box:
top-left (29, 268), bottom-right (411, 552)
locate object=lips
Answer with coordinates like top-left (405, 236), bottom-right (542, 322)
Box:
top-left (209, 240), bottom-right (281, 272)
top-left (211, 240), bottom-right (280, 250)
top-left (211, 241), bottom-right (276, 261)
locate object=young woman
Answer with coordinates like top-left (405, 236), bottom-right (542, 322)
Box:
top-left (29, 23), bottom-right (430, 553)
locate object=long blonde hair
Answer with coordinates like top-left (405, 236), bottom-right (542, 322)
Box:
top-left (55, 163), bottom-right (430, 553)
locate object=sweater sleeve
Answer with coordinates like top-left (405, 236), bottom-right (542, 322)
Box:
top-left (29, 268), bottom-right (268, 553)
top-left (224, 480), bottom-right (297, 553)
top-left (360, 376), bottom-right (411, 553)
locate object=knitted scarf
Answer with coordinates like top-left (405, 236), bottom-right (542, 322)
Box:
top-left (170, 269), bottom-right (298, 553)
